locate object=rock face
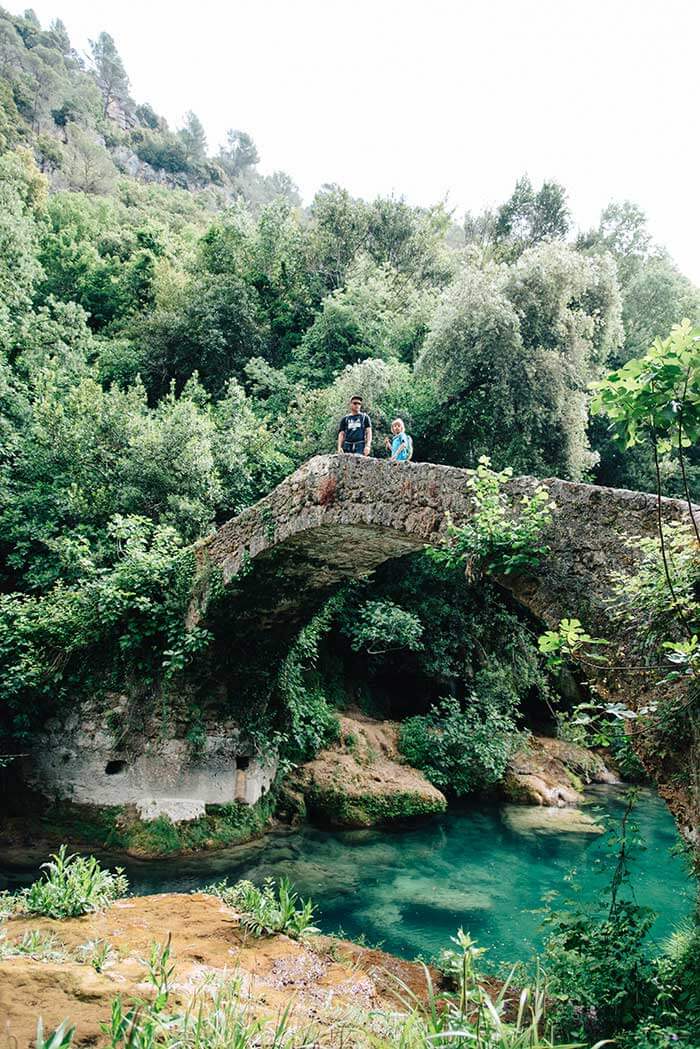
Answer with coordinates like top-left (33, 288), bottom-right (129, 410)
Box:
top-left (502, 736), bottom-right (618, 808)
top-left (287, 714), bottom-right (447, 828)
top-left (135, 797), bottom-right (206, 823)
top-left (25, 695), bottom-right (276, 811)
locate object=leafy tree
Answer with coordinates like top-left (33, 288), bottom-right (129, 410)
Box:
top-left (130, 126), bottom-right (192, 174)
top-left (290, 356), bottom-right (435, 462)
top-left (0, 515), bottom-right (210, 743)
top-left (0, 149), bottom-right (45, 351)
top-left (309, 184), bottom-right (370, 290)
top-left (136, 253), bottom-right (263, 396)
top-left (265, 170), bottom-right (301, 205)
top-left (578, 200), bottom-right (652, 288)
top-left (493, 175), bottom-right (569, 255)
top-left (291, 256), bottom-right (435, 386)
top-left (417, 243), bottom-right (622, 478)
top-left (592, 318), bottom-right (700, 556)
top-left (89, 31), bottom-right (130, 117)
top-left (218, 128), bottom-right (259, 177)
top-left (37, 192), bottom-right (161, 330)
top-left (47, 18), bottom-right (71, 55)
top-left (621, 257), bottom-right (700, 365)
top-left (0, 375), bottom-right (223, 588)
top-left (0, 78), bottom-right (27, 150)
top-left (134, 101), bottom-right (161, 129)
top-left (63, 123), bottom-right (117, 194)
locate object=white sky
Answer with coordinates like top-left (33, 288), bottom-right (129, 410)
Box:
top-left (28, 0), bottom-right (700, 283)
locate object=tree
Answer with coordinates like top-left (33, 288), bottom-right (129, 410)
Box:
top-left (62, 124), bottom-right (117, 194)
top-left (592, 319), bottom-right (700, 527)
top-left (494, 175), bottom-right (570, 255)
top-left (578, 200), bottom-right (652, 288)
top-left (265, 170), bottom-right (301, 206)
top-left (48, 17), bottom-right (71, 55)
top-left (417, 243), bottom-right (622, 478)
top-left (135, 101), bottom-right (161, 129)
top-left (218, 129), bottom-right (259, 177)
top-left (0, 150), bottom-right (45, 352)
top-left (178, 110), bottom-right (207, 166)
top-left (291, 256), bottom-right (435, 386)
top-left (621, 257), bottom-right (700, 365)
top-left (89, 31), bottom-right (130, 117)
top-left (309, 184), bottom-right (370, 290)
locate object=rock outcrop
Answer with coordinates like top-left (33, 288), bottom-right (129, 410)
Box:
top-left (24, 694), bottom-right (275, 811)
top-left (502, 736), bottom-right (618, 807)
top-left (0, 893), bottom-right (448, 1047)
top-left (287, 714), bottom-right (447, 827)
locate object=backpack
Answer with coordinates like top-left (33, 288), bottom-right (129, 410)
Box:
top-left (404, 433), bottom-right (414, 460)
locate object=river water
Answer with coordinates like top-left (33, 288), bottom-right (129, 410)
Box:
top-left (0, 786), bottom-right (692, 965)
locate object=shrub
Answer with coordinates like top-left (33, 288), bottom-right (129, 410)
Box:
top-left (12, 846), bottom-right (128, 918)
top-left (398, 695), bottom-right (519, 796)
top-left (430, 455), bottom-right (554, 580)
top-left (341, 599), bottom-right (424, 656)
top-left (543, 898), bottom-right (656, 1041)
top-left (205, 876), bottom-right (318, 938)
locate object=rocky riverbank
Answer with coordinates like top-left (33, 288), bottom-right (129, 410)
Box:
top-left (0, 716), bottom-right (617, 858)
top-left (0, 892), bottom-right (450, 1047)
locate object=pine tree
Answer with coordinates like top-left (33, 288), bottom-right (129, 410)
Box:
top-left (89, 31), bottom-right (130, 116)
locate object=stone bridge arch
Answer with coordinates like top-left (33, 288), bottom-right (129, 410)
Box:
top-left (191, 453), bottom-right (691, 648)
top-left (189, 454), bottom-right (698, 843)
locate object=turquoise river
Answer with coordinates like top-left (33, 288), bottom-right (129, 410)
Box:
top-left (0, 786), bottom-right (693, 965)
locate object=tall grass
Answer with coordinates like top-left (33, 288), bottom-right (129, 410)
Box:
top-left (205, 877), bottom-right (318, 938)
top-left (13, 846), bottom-right (128, 918)
top-left (369, 929), bottom-right (612, 1049)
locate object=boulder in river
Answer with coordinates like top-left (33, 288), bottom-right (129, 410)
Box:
top-left (288, 714), bottom-right (447, 828)
top-left (502, 735), bottom-right (618, 808)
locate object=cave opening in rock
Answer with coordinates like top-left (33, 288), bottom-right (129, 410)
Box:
top-left (105, 759), bottom-right (127, 775)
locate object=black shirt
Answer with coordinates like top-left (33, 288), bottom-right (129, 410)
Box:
top-left (339, 412), bottom-right (371, 445)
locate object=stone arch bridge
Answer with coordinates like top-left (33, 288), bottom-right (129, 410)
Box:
top-left (191, 453), bottom-right (692, 653)
top-left (188, 454), bottom-right (698, 845)
top-left (25, 455), bottom-right (698, 844)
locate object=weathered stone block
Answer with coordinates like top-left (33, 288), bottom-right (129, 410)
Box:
top-left (135, 797), bottom-right (206, 823)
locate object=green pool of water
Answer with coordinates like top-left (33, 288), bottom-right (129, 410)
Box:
top-left (0, 786), bottom-right (692, 964)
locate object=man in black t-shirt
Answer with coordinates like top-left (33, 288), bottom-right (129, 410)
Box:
top-left (337, 395), bottom-right (372, 456)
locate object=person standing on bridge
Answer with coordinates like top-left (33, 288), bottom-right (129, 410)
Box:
top-left (385, 418), bottom-right (413, 462)
top-left (337, 395), bottom-right (372, 456)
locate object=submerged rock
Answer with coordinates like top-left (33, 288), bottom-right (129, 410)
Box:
top-left (289, 714), bottom-right (447, 828)
top-left (502, 804), bottom-right (604, 835)
top-left (502, 735), bottom-right (618, 808)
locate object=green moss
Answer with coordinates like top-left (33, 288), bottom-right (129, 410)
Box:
top-left (26, 793), bottom-right (276, 859)
top-left (123, 794), bottom-right (277, 857)
top-left (37, 801), bottom-right (128, 850)
top-left (307, 786), bottom-right (446, 828)
top-left (564, 768), bottom-right (585, 794)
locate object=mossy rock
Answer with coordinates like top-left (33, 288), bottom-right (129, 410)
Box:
top-left (121, 795), bottom-right (276, 858)
top-left (307, 786), bottom-right (446, 828)
top-left (25, 795), bottom-right (276, 859)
